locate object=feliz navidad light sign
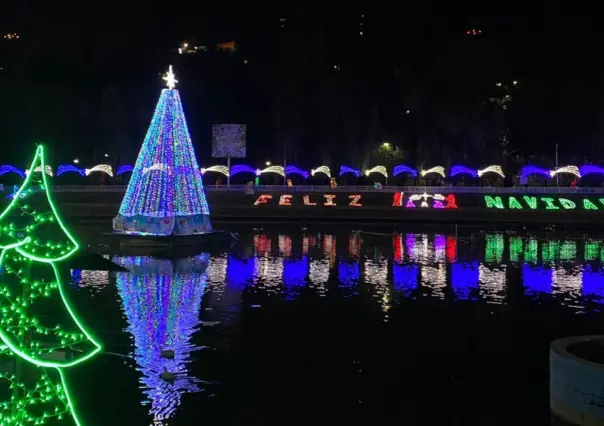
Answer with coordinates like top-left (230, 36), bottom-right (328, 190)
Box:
top-left (252, 192), bottom-right (459, 209)
top-left (484, 195), bottom-right (604, 211)
top-left (250, 192), bottom-right (604, 212)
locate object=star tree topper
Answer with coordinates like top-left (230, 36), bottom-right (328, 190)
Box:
top-left (163, 65), bottom-right (178, 89)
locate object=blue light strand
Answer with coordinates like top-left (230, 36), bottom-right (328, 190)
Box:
top-left (580, 165), bottom-right (604, 177)
top-left (340, 165), bottom-right (360, 177)
top-left (392, 165), bottom-right (418, 177)
top-left (116, 165), bottom-right (134, 176)
top-left (0, 165), bottom-right (25, 178)
top-left (520, 165), bottom-right (551, 179)
top-left (230, 165), bottom-right (257, 176)
top-left (57, 165), bottom-right (86, 176)
top-left (285, 166), bottom-right (310, 179)
top-left (450, 165), bottom-right (477, 178)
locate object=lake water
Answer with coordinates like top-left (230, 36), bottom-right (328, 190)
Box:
top-left (65, 225), bottom-right (604, 425)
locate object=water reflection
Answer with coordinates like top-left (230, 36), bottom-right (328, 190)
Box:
top-left (237, 231), bottom-right (604, 310)
top-left (81, 232), bottom-right (604, 319)
top-left (113, 255), bottom-right (210, 424)
top-left (68, 229), bottom-right (604, 425)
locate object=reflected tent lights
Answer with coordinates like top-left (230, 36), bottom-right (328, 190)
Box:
top-left (85, 164), bottom-right (113, 177)
top-left (420, 166), bottom-right (445, 178)
top-left (364, 166), bottom-right (388, 178)
top-left (311, 166), bottom-right (331, 178)
top-left (200, 165), bottom-right (229, 177)
top-left (0, 165), bottom-right (26, 178)
top-left (220, 232), bottom-right (604, 304)
top-left (285, 165), bottom-right (309, 178)
top-left (340, 165), bottom-right (361, 177)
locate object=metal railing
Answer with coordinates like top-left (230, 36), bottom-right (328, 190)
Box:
top-left (49, 185), bottom-right (604, 194)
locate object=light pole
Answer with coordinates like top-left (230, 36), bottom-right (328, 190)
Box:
top-left (555, 143), bottom-right (559, 187)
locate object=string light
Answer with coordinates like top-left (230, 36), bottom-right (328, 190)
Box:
top-left (57, 165), bottom-right (86, 176)
top-left (116, 165), bottom-right (134, 176)
top-left (200, 165), bottom-right (229, 177)
top-left (580, 165), bottom-right (604, 177)
top-left (85, 164), bottom-right (113, 177)
top-left (142, 163), bottom-right (171, 174)
top-left (420, 166), bottom-right (445, 178)
top-left (311, 166), bottom-right (331, 178)
top-left (285, 166), bottom-right (309, 178)
top-left (0, 165), bottom-right (25, 178)
top-left (115, 79), bottom-right (211, 236)
top-left (393, 165), bottom-right (418, 177)
top-left (25, 165), bottom-right (53, 177)
top-left (162, 65), bottom-right (178, 89)
top-left (364, 166), bottom-right (388, 178)
top-left (450, 165), bottom-right (477, 178)
top-left (521, 165), bottom-right (550, 179)
top-left (483, 195), bottom-right (602, 210)
top-left (258, 166), bottom-right (285, 177)
top-left (550, 166), bottom-right (581, 178)
top-left (339, 166), bottom-right (361, 177)
top-left (230, 165), bottom-right (256, 176)
top-left (406, 192), bottom-right (445, 208)
top-left (477, 165), bottom-right (505, 178)
top-left (0, 145), bottom-right (102, 426)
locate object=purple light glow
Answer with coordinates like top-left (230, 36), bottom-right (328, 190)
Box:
top-left (0, 165), bottom-right (25, 178)
top-left (338, 259), bottom-right (360, 289)
top-left (451, 262), bottom-right (479, 300)
top-left (580, 165), bottom-right (604, 177)
top-left (340, 165), bottom-right (361, 177)
top-left (522, 264), bottom-right (552, 295)
top-left (393, 263), bottom-right (418, 296)
top-left (116, 165), bottom-right (134, 176)
top-left (582, 265), bottom-right (604, 303)
top-left (393, 165), bottom-right (418, 177)
top-left (57, 165), bottom-right (86, 176)
top-left (521, 165), bottom-right (550, 179)
top-left (285, 166), bottom-right (310, 178)
top-left (230, 165), bottom-right (257, 176)
top-left (450, 165), bottom-right (477, 178)
top-left (283, 256), bottom-right (309, 299)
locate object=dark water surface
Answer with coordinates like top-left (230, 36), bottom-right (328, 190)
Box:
top-left (65, 225), bottom-right (604, 425)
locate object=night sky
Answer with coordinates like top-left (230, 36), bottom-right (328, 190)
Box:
top-left (0, 1), bottom-right (602, 167)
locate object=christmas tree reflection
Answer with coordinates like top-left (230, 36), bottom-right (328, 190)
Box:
top-left (113, 255), bottom-right (209, 424)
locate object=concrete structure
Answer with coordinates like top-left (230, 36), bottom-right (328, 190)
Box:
top-left (551, 336), bottom-right (604, 425)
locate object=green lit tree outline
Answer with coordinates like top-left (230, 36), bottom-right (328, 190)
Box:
top-left (0, 145), bottom-right (102, 426)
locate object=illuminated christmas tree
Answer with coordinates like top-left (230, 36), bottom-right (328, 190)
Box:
top-left (113, 66), bottom-right (212, 236)
top-left (0, 145), bottom-right (102, 425)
